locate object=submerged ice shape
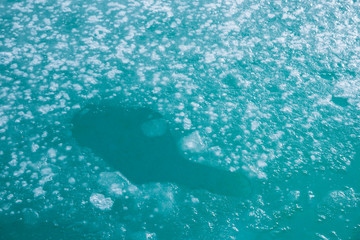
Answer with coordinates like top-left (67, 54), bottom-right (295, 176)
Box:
top-left (72, 104), bottom-right (251, 197)
top-left (141, 118), bottom-right (167, 137)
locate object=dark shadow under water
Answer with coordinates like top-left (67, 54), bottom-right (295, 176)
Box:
top-left (72, 104), bottom-right (251, 197)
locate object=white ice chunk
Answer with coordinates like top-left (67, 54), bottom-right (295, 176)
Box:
top-left (90, 193), bottom-right (114, 210)
top-left (181, 131), bottom-right (206, 153)
top-left (47, 148), bottom-right (57, 158)
top-left (33, 186), bottom-right (46, 197)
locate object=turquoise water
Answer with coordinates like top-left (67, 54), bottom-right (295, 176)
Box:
top-left (1, 0), bottom-right (360, 239)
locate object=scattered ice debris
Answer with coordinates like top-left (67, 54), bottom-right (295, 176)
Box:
top-left (90, 193), bottom-right (114, 210)
top-left (0, 0), bottom-right (359, 238)
top-left (288, 190), bottom-right (301, 202)
top-left (129, 231), bottom-right (157, 240)
top-left (327, 188), bottom-right (359, 208)
top-left (256, 160), bottom-right (267, 168)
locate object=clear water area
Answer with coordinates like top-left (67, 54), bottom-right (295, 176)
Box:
top-left (0, 0), bottom-right (360, 239)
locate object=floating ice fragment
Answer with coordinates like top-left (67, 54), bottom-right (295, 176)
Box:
top-left (33, 186), bottom-right (46, 197)
top-left (90, 193), bottom-right (114, 210)
top-left (47, 148), bottom-right (57, 158)
top-left (256, 160), bottom-right (267, 168)
top-left (0, 52), bottom-right (13, 65)
top-left (0, 116), bottom-right (9, 127)
top-left (251, 120), bottom-right (260, 131)
top-left (183, 118), bottom-right (192, 130)
top-left (204, 52), bottom-right (216, 63)
top-left (181, 131), bottom-right (206, 153)
top-left (68, 177), bottom-right (76, 184)
top-left (41, 167), bottom-right (52, 176)
top-left (31, 143), bottom-right (39, 153)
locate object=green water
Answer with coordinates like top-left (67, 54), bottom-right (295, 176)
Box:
top-left (1, 0), bottom-right (360, 239)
